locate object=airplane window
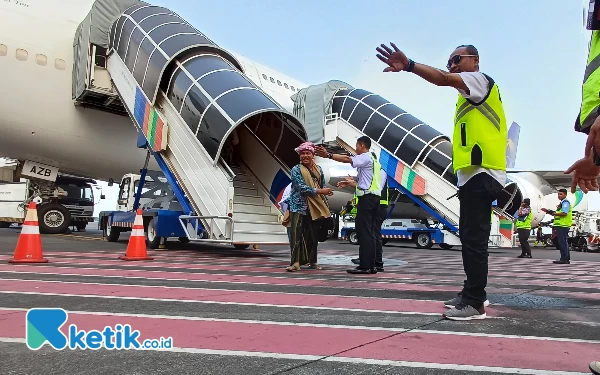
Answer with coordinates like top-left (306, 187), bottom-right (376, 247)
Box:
top-left (15, 48), bottom-right (28, 61)
top-left (0, 44), bottom-right (6, 56)
top-left (290, 86), bottom-right (295, 91)
top-left (35, 54), bottom-right (47, 66)
top-left (55, 58), bottom-right (66, 70)
top-left (284, 83), bottom-right (289, 89)
top-left (262, 74), bottom-right (267, 80)
top-left (270, 77), bottom-right (275, 83)
top-left (277, 80), bottom-right (282, 86)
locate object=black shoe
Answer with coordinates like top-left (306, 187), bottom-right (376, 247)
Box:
top-left (518, 254), bottom-right (532, 258)
top-left (351, 258), bottom-right (360, 265)
top-left (553, 259), bottom-right (570, 264)
top-left (376, 267), bottom-right (384, 272)
top-left (347, 267), bottom-right (377, 274)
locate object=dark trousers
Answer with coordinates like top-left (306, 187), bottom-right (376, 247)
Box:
top-left (374, 205), bottom-right (388, 268)
top-left (555, 227), bottom-right (570, 261)
top-left (458, 172), bottom-right (503, 309)
top-left (356, 193), bottom-right (380, 269)
top-left (517, 229), bottom-right (531, 255)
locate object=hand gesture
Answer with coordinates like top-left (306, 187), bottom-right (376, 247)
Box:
top-left (584, 118), bottom-right (600, 160)
top-left (564, 154), bottom-right (600, 193)
top-left (376, 43), bottom-right (409, 72)
top-left (319, 188), bottom-right (333, 196)
top-left (315, 146), bottom-right (329, 158)
top-left (336, 181), bottom-right (348, 188)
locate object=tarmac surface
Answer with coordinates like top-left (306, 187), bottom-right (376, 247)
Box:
top-left (0, 224), bottom-right (598, 375)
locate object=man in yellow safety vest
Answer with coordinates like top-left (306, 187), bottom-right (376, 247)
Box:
top-left (376, 42), bottom-right (506, 321)
top-left (316, 136), bottom-right (383, 274)
top-left (542, 189), bottom-right (573, 265)
top-left (515, 198), bottom-right (533, 258)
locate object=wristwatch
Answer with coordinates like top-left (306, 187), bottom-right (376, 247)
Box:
top-left (327, 152), bottom-right (333, 159)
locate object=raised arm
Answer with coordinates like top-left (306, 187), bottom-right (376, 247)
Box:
top-left (375, 43), bottom-right (469, 92)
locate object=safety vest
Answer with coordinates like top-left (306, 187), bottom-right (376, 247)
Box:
top-left (355, 154), bottom-right (382, 197)
top-left (380, 179), bottom-right (389, 206)
top-left (515, 209), bottom-right (533, 230)
top-left (554, 200), bottom-right (573, 228)
top-left (452, 73), bottom-right (508, 173)
top-left (579, 30), bottom-right (600, 131)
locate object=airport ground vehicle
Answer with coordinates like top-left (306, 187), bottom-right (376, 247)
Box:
top-left (0, 174), bottom-right (103, 233)
top-left (339, 217), bottom-right (450, 249)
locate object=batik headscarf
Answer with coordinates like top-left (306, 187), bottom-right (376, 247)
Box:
top-left (294, 142), bottom-right (315, 154)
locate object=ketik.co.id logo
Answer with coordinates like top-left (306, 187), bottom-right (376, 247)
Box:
top-left (26, 308), bottom-right (173, 350)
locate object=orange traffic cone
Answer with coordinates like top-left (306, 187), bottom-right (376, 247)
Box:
top-left (119, 209), bottom-right (153, 261)
top-left (9, 202), bottom-right (48, 264)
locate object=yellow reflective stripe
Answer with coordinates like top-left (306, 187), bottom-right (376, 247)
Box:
top-left (455, 102), bottom-right (500, 131)
top-left (455, 105), bottom-right (475, 123)
top-left (584, 51), bottom-right (600, 84)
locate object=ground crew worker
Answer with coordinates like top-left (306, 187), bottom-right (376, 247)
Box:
top-left (565, 12), bottom-right (600, 373)
top-left (542, 189), bottom-right (573, 265)
top-left (566, 29), bottom-right (600, 192)
top-left (376, 42), bottom-right (506, 320)
top-left (352, 157), bottom-right (388, 272)
top-left (316, 136), bottom-right (381, 274)
top-left (515, 198), bottom-right (533, 258)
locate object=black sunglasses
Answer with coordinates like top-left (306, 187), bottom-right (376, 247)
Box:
top-left (447, 54), bottom-right (477, 70)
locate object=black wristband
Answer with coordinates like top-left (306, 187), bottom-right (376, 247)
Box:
top-left (328, 152), bottom-right (333, 159)
top-left (405, 59), bottom-right (415, 72)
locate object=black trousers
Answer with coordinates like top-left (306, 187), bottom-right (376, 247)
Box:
top-left (458, 172), bottom-right (503, 309)
top-left (555, 227), bottom-right (570, 261)
top-left (517, 228), bottom-right (531, 255)
top-left (374, 205), bottom-right (388, 268)
top-left (356, 193), bottom-right (380, 269)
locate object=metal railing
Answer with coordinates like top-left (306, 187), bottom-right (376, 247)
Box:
top-left (178, 215), bottom-right (234, 243)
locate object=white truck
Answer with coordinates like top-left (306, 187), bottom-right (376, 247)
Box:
top-left (0, 175), bottom-right (105, 233)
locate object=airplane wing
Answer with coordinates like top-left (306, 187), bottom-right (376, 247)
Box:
top-left (507, 170), bottom-right (574, 189)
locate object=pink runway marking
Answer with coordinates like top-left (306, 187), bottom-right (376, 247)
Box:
top-left (0, 264), bottom-right (459, 293)
top-left (0, 279), bottom-right (455, 314)
top-left (0, 309), bottom-right (596, 373)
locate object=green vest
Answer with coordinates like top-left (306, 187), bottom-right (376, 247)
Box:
top-left (579, 30), bottom-right (600, 131)
top-left (515, 209), bottom-right (533, 230)
top-left (380, 179), bottom-right (389, 205)
top-left (554, 200), bottom-right (573, 228)
top-left (452, 73), bottom-right (508, 173)
top-left (355, 154), bottom-right (382, 197)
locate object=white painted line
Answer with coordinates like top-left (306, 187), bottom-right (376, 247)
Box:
top-left (0, 277), bottom-right (443, 303)
top-left (0, 268), bottom-right (492, 292)
top-left (0, 337), bottom-right (588, 375)
top-left (5, 308), bottom-right (597, 345)
top-left (0, 291), bottom-right (444, 317)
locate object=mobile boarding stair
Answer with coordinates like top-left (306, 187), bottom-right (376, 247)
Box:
top-left (74, 1), bottom-right (310, 247)
top-left (291, 81), bottom-right (518, 249)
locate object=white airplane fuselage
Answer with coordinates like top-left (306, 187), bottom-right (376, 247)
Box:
top-left (0, 0), bottom-right (358, 210)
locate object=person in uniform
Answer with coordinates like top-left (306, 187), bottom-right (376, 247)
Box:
top-left (375, 42), bottom-right (507, 320)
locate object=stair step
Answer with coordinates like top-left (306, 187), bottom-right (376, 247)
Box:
top-left (233, 179), bottom-right (256, 189)
top-left (233, 211), bottom-right (280, 222)
top-left (232, 230), bottom-right (289, 244)
top-left (234, 195), bottom-right (265, 205)
top-left (234, 186), bottom-right (259, 196)
top-left (234, 202), bottom-right (273, 214)
top-left (234, 220), bottom-right (286, 233)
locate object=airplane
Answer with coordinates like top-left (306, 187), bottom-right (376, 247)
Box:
top-left (0, 0), bottom-right (586, 231)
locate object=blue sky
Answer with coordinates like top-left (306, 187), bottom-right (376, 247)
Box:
top-left (96, 0), bottom-right (599, 213)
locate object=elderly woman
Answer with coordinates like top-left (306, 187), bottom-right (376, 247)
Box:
top-left (286, 142), bottom-right (333, 272)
